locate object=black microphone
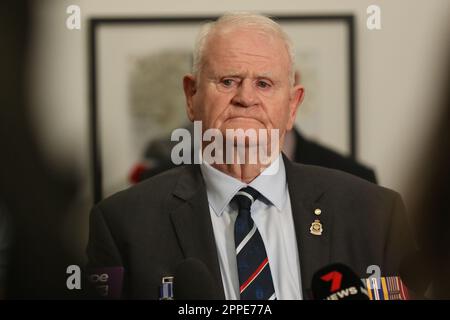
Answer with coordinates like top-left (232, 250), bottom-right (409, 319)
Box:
top-left (174, 258), bottom-right (218, 300)
top-left (86, 267), bottom-right (124, 299)
top-left (311, 263), bottom-right (369, 300)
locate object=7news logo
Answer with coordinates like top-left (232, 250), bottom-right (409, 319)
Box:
top-left (321, 271), bottom-right (366, 300)
top-left (318, 265), bottom-right (377, 300)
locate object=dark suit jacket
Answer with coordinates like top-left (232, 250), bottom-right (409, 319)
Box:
top-left (87, 155), bottom-right (412, 299)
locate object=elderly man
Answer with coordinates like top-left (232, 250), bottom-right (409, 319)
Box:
top-left (87, 13), bottom-right (412, 300)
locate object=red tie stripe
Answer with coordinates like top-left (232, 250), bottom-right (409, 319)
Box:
top-left (239, 257), bottom-right (269, 293)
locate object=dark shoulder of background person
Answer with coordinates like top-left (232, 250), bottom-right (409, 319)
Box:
top-left (293, 129), bottom-right (377, 184)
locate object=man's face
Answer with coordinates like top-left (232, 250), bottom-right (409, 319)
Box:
top-left (183, 28), bottom-right (304, 148)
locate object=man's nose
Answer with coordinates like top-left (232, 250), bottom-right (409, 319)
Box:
top-left (231, 79), bottom-right (259, 107)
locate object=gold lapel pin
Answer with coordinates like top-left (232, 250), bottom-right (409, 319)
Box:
top-left (310, 219), bottom-right (323, 236)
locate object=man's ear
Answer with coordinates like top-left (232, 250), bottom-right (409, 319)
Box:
top-left (286, 84), bottom-right (305, 130)
top-left (183, 74), bottom-right (197, 121)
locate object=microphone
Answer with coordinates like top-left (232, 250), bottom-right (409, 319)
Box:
top-left (311, 263), bottom-right (369, 300)
top-left (174, 258), bottom-right (218, 300)
top-left (87, 267), bottom-right (124, 299)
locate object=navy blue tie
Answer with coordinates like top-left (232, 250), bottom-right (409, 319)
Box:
top-left (233, 186), bottom-right (276, 300)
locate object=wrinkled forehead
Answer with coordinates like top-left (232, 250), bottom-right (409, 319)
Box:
top-left (205, 27), bottom-right (289, 59)
top-left (202, 28), bottom-right (291, 77)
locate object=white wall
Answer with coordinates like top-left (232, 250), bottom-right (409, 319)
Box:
top-left (27, 0), bottom-right (449, 253)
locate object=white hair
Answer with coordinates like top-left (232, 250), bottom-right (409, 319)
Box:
top-left (192, 12), bottom-right (296, 84)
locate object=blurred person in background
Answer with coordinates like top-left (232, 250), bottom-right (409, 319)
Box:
top-left (401, 61), bottom-right (450, 299)
top-left (0, 0), bottom-right (85, 299)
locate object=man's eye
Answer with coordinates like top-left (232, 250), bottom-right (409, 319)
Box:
top-left (221, 79), bottom-right (236, 87)
top-left (256, 80), bottom-right (271, 89)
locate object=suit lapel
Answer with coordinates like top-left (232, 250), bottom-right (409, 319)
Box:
top-left (283, 154), bottom-right (333, 299)
top-left (169, 165), bottom-right (225, 299)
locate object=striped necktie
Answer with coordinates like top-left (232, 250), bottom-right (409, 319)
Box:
top-left (233, 186), bottom-right (276, 300)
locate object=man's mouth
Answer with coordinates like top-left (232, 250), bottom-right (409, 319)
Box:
top-left (226, 116), bottom-right (261, 122)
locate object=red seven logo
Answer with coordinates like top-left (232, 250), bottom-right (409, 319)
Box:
top-left (321, 271), bottom-right (343, 292)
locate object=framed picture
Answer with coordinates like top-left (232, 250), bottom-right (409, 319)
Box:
top-left (89, 15), bottom-right (356, 202)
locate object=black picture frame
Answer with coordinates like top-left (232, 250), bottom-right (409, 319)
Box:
top-left (88, 14), bottom-right (357, 203)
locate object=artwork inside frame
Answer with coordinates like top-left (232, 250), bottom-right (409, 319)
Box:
top-left (89, 15), bottom-right (356, 202)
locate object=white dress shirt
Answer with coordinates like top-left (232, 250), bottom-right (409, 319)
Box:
top-left (200, 154), bottom-right (303, 300)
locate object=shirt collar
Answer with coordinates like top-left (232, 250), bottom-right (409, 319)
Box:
top-left (248, 155), bottom-right (287, 211)
top-left (200, 153), bottom-right (287, 216)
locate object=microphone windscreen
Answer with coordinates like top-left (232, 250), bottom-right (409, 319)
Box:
top-left (87, 267), bottom-right (124, 299)
top-left (174, 258), bottom-right (217, 300)
top-left (311, 263), bottom-right (369, 300)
